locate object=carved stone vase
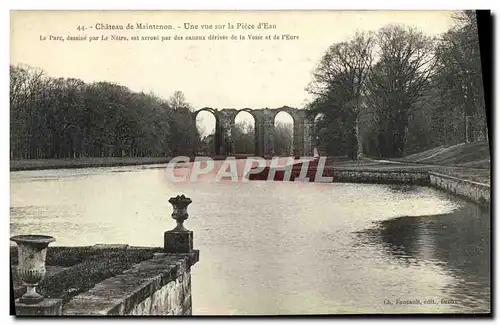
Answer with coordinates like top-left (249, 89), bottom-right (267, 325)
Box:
top-left (10, 235), bottom-right (55, 304)
top-left (169, 194), bottom-right (192, 232)
top-left (164, 195), bottom-right (194, 253)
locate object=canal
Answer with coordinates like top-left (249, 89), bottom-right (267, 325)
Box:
top-left (10, 164), bottom-right (490, 314)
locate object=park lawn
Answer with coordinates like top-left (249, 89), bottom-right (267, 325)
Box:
top-left (10, 155), bottom-right (259, 171)
top-left (323, 141), bottom-right (490, 184)
top-left (9, 142), bottom-right (491, 184)
top-left (10, 157), bottom-right (171, 171)
top-left (398, 141), bottom-right (490, 168)
top-left (322, 158), bottom-right (490, 184)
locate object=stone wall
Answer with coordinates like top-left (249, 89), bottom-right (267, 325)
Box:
top-left (332, 170), bottom-right (490, 204)
top-left (429, 172), bottom-right (490, 204)
top-left (330, 170), bottom-right (430, 185)
top-left (62, 251), bottom-right (199, 316)
top-left (127, 269), bottom-right (192, 315)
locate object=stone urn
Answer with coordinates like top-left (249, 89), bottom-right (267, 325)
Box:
top-left (168, 194), bottom-right (192, 232)
top-left (10, 235), bottom-right (55, 304)
top-left (164, 195), bottom-right (194, 253)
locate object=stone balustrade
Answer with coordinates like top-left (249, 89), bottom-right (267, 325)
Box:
top-left (12, 194), bottom-right (199, 316)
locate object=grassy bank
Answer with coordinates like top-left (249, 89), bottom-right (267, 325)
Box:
top-left (9, 154), bottom-right (264, 171)
top-left (10, 157), bottom-right (172, 171)
top-left (325, 141), bottom-right (491, 184)
top-left (10, 143), bottom-right (491, 184)
top-left (397, 141), bottom-right (490, 169)
top-left (326, 159), bottom-right (490, 184)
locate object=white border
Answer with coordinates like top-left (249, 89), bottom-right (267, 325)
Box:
top-left (2, 2), bottom-right (497, 325)
top-left (3, 1), bottom-right (499, 10)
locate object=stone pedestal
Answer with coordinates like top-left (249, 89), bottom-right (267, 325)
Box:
top-left (164, 230), bottom-right (193, 254)
top-left (15, 298), bottom-right (63, 316)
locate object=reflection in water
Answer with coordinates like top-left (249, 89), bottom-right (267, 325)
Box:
top-left (10, 166), bottom-right (491, 314)
top-left (357, 201), bottom-right (490, 313)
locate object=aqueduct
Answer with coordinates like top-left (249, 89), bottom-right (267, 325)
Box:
top-left (192, 106), bottom-right (315, 156)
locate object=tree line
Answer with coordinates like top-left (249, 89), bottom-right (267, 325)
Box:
top-left (11, 11), bottom-right (486, 160)
top-left (10, 65), bottom-right (197, 159)
top-left (10, 63), bottom-right (295, 159)
top-left (307, 10), bottom-right (487, 159)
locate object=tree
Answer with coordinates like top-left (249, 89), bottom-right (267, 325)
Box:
top-left (434, 10), bottom-right (486, 144)
top-left (198, 134), bottom-right (215, 154)
top-left (365, 25), bottom-right (437, 157)
top-left (306, 98), bottom-right (349, 156)
top-left (232, 121), bottom-right (255, 154)
top-left (273, 122), bottom-right (293, 156)
top-left (306, 13), bottom-right (487, 159)
top-left (307, 32), bottom-right (375, 159)
top-left (169, 90), bottom-right (191, 112)
top-left (9, 65), bottom-right (198, 159)
top-left (167, 90), bottom-right (196, 156)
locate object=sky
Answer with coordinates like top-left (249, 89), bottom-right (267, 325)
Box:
top-left (11, 10), bottom-right (456, 135)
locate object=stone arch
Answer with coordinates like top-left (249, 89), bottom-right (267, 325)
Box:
top-left (235, 108), bottom-right (259, 121)
top-left (312, 112), bottom-right (325, 122)
top-left (271, 107), bottom-right (306, 156)
top-left (193, 107), bottom-right (219, 119)
top-left (273, 111), bottom-right (294, 156)
top-left (232, 109), bottom-right (258, 155)
top-left (192, 108), bottom-right (222, 155)
top-left (271, 106), bottom-right (299, 122)
top-left (232, 108), bottom-right (262, 156)
top-left (190, 106), bottom-right (309, 157)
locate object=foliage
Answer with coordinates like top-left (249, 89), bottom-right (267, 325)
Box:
top-left (307, 10), bottom-right (488, 159)
top-left (366, 25), bottom-right (437, 157)
top-left (9, 67), bottom-right (196, 159)
top-left (232, 121), bottom-right (255, 154)
top-left (272, 122), bottom-right (293, 156)
top-left (200, 119), bottom-right (293, 156)
top-left (307, 32), bottom-right (375, 159)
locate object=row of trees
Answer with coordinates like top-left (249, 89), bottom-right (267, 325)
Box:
top-left (10, 60), bottom-right (294, 159)
top-left (307, 10), bottom-right (487, 158)
top-left (11, 11), bottom-right (486, 160)
top-left (10, 65), bottom-right (197, 159)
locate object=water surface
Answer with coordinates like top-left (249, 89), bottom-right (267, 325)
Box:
top-left (10, 165), bottom-right (490, 314)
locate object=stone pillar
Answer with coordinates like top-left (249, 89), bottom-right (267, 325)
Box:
top-left (262, 110), bottom-right (275, 156)
top-left (252, 111), bottom-right (264, 157)
top-left (218, 109), bottom-right (237, 156)
top-left (228, 120), bottom-right (235, 155)
top-left (264, 120), bottom-right (275, 156)
top-left (164, 194), bottom-right (198, 316)
top-left (293, 119), bottom-right (305, 157)
top-left (164, 195), bottom-right (195, 254)
top-left (191, 115), bottom-right (198, 156)
top-left (15, 299), bottom-right (63, 316)
top-left (214, 118), bottom-right (222, 155)
top-left (231, 123), bottom-right (237, 154)
top-left (304, 120), bottom-right (313, 156)
top-left (259, 122), bottom-right (266, 156)
top-left (253, 122), bottom-right (260, 156)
